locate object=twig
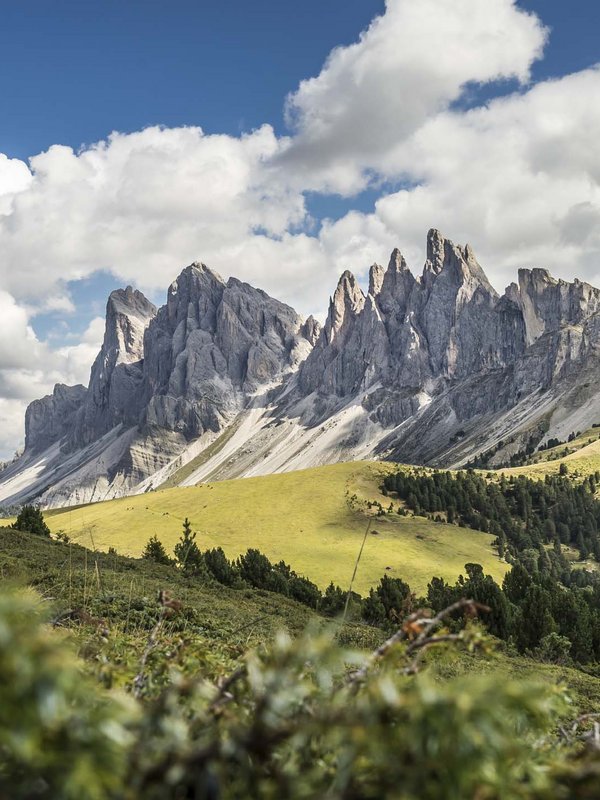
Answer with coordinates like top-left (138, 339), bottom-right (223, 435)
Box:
top-left (229, 614), bottom-right (272, 637)
top-left (347, 598), bottom-right (488, 685)
top-left (208, 665), bottom-right (248, 714)
top-left (341, 518), bottom-right (371, 626)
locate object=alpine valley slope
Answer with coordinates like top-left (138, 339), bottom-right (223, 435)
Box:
top-left (3, 228), bottom-right (600, 508)
top-left (42, 461), bottom-right (508, 596)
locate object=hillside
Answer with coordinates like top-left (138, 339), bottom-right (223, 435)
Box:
top-left (506, 426), bottom-right (600, 479)
top-left (4, 520), bottom-right (600, 799)
top-left (42, 461), bottom-right (508, 595)
top-left (2, 523), bottom-right (600, 713)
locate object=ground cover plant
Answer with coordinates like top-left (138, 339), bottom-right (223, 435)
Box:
top-left (4, 519), bottom-right (600, 797)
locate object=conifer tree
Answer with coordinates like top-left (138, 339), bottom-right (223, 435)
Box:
top-left (12, 505), bottom-right (50, 537)
top-left (142, 535), bottom-right (173, 565)
top-left (174, 518), bottom-right (206, 576)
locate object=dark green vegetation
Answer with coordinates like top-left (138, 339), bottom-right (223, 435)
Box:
top-left (384, 468), bottom-right (600, 559)
top-left (4, 521), bottom-right (600, 798)
top-left (384, 468), bottom-right (600, 662)
top-left (144, 518), bottom-right (344, 613)
top-left (12, 503), bottom-right (50, 537)
top-left (38, 461), bottom-right (507, 595)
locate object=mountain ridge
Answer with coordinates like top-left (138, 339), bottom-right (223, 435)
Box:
top-left (3, 228), bottom-right (600, 508)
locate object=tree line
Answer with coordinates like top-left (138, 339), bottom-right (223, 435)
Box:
top-left (382, 468), bottom-right (600, 560)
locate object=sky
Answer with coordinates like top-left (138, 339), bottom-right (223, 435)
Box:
top-left (0, 0), bottom-right (599, 458)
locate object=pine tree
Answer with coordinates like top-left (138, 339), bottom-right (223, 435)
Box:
top-left (142, 535), bottom-right (173, 565)
top-left (173, 518), bottom-right (206, 576)
top-left (12, 505), bottom-right (50, 537)
top-left (204, 547), bottom-right (237, 585)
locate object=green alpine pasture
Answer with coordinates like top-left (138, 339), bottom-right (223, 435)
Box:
top-left (506, 429), bottom-right (600, 479)
top-left (44, 461), bottom-right (508, 595)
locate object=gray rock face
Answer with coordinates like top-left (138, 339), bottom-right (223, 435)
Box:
top-left (69, 287), bottom-right (157, 449)
top-left (10, 230), bottom-right (600, 507)
top-left (517, 268), bottom-right (600, 346)
top-left (25, 384), bottom-right (87, 454)
top-left (298, 229), bottom-right (511, 416)
top-left (295, 229), bottom-right (600, 457)
top-left (18, 263), bottom-right (313, 492)
top-left (140, 263), bottom-right (311, 439)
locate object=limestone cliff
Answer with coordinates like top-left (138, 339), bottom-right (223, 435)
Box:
top-left (6, 230), bottom-right (600, 508)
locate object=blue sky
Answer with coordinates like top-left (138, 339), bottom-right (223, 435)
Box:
top-left (0, 0), bottom-right (597, 163)
top-left (0, 0), bottom-right (599, 456)
top-left (0, 1), bottom-right (382, 159)
top-left (4, 0), bottom-right (596, 346)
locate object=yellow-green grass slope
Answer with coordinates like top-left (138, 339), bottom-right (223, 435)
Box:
top-left (43, 462), bottom-right (507, 596)
top-left (505, 427), bottom-right (600, 480)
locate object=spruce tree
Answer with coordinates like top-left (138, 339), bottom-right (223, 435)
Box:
top-left (174, 518), bottom-right (206, 576)
top-left (12, 505), bottom-right (50, 537)
top-left (142, 535), bottom-right (173, 565)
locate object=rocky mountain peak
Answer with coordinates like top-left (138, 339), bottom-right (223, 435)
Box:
top-left (165, 262), bottom-right (225, 328)
top-left (517, 267), bottom-right (600, 346)
top-left (105, 287), bottom-right (157, 365)
top-left (324, 270), bottom-right (365, 344)
top-left (65, 286), bottom-right (157, 450)
top-left (13, 229), bottom-right (600, 511)
top-left (300, 315), bottom-right (322, 346)
top-left (422, 229), bottom-right (496, 298)
top-left (24, 383), bottom-right (87, 454)
top-left (424, 228), bottom-right (446, 275)
top-left (368, 263), bottom-right (385, 297)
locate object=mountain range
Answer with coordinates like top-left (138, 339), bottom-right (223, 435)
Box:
top-left (2, 228), bottom-right (600, 508)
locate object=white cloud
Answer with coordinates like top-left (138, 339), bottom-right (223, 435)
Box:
top-left (56, 316), bottom-right (105, 387)
top-left (0, 125), bottom-right (306, 303)
top-left (0, 153), bottom-right (32, 216)
top-left (0, 296), bottom-right (104, 457)
top-left (279, 0), bottom-right (547, 193)
top-left (1, 0), bottom-right (600, 459)
top-left (325, 67), bottom-right (600, 291)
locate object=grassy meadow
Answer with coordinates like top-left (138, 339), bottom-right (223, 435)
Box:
top-left (506, 428), bottom-right (600, 479)
top-left (42, 461), bottom-right (508, 596)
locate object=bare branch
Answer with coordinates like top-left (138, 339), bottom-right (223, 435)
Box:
top-left (347, 598), bottom-right (488, 685)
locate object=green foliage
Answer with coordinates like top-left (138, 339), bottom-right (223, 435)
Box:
top-left (1, 587), bottom-right (590, 799)
top-left (42, 461), bottom-right (507, 594)
top-left (384, 468), bottom-right (600, 560)
top-left (173, 517), bottom-right (206, 576)
top-left (237, 546), bottom-right (274, 588)
top-left (425, 555), bottom-right (600, 664)
top-left (0, 591), bottom-right (133, 799)
top-left (204, 545), bottom-right (237, 585)
top-left (141, 535), bottom-right (173, 565)
top-left (535, 632), bottom-right (573, 665)
top-left (320, 582), bottom-right (347, 617)
top-left (12, 504), bottom-right (50, 537)
top-left (5, 526), bottom-right (600, 797)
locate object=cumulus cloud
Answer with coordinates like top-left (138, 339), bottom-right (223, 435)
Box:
top-left (0, 153), bottom-right (32, 216)
top-left (325, 67), bottom-right (600, 290)
top-left (0, 296), bottom-right (104, 457)
top-left (279, 0), bottom-right (547, 193)
top-left (0, 125), bottom-right (308, 303)
top-left (1, 0), bottom-right (600, 457)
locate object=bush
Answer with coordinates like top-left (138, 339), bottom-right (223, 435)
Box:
top-left (0, 591), bottom-right (132, 798)
top-left (12, 505), bottom-right (50, 537)
top-left (173, 518), bottom-right (206, 577)
top-left (1, 588), bottom-right (584, 799)
top-left (237, 548), bottom-right (274, 589)
top-left (204, 546), bottom-right (238, 585)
